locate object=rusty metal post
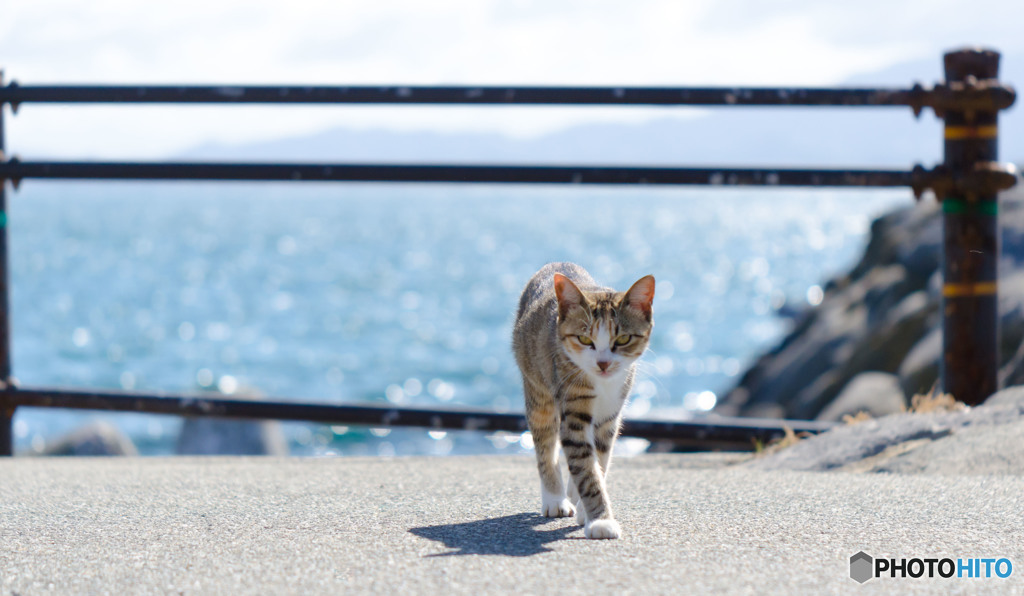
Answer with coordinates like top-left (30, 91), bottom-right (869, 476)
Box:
top-left (940, 49), bottom-right (1002, 405)
top-left (0, 70), bottom-right (12, 455)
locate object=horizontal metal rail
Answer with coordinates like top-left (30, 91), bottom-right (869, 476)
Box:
top-left (3, 387), bottom-right (835, 451)
top-left (0, 160), bottom-right (915, 187)
top-left (1, 83), bottom-right (925, 107)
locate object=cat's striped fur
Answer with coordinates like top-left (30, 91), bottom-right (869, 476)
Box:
top-left (513, 262), bottom-right (654, 539)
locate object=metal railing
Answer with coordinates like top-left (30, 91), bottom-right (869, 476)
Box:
top-left (0, 47), bottom-right (1017, 455)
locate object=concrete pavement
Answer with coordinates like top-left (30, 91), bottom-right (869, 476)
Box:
top-left (2, 454), bottom-right (1023, 594)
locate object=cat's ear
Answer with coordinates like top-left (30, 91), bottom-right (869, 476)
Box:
top-left (553, 273), bottom-right (585, 319)
top-left (624, 275), bottom-right (655, 319)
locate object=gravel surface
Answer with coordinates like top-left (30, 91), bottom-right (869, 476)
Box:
top-left (2, 454), bottom-right (1023, 594)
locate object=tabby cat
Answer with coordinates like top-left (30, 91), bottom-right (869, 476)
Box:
top-left (512, 262), bottom-right (655, 539)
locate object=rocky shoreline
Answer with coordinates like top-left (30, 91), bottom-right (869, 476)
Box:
top-left (717, 179), bottom-right (1024, 422)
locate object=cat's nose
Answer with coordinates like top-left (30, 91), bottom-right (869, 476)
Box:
top-left (597, 360), bottom-right (611, 372)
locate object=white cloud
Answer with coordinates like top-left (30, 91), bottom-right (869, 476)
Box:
top-left (2, 0), bottom-right (1021, 157)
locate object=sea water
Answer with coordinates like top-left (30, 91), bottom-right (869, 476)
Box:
top-left (7, 182), bottom-right (906, 455)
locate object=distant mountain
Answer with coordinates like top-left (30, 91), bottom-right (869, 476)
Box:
top-left (183, 52), bottom-right (1024, 167)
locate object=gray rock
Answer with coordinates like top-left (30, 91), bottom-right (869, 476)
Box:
top-left (816, 372), bottom-right (906, 422)
top-left (997, 270), bottom-right (1024, 364)
top-left (830, 289), bottom-right (934, 383)
top-left (897, 327), bottom-right (941, 397)
top-left (982, 385), bottom-right (1024, 407)
top-left (176, 417), bottom-right (288, 456)
top-left (720, 181), bottom-right (1024, 419)
top-left (873, 418), bottom-right (1024, 475)
top-left (748, 385), bottom-right (1024, 473)
top-left (44, 422), bottom-right (138, 456)
top-left (175, 382), bottom-right (290, 456)
top-left (748, 411), bottom-right (960, 472)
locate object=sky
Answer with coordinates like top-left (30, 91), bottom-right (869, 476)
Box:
top-left (2, 0), bottom-right (1024, 158)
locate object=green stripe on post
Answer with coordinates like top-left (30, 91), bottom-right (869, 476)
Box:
top-left (942, 198), bottom-right (998, 215)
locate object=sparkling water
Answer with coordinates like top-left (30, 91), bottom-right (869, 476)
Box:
top-left (8, 182), bottom-right (906, 455)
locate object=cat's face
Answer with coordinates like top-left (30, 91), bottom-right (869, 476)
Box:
top-left (554, 274), bottom-right (655, 382)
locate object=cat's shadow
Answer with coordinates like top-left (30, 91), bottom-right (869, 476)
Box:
top-left (409, 512), bottom-right (580, 557)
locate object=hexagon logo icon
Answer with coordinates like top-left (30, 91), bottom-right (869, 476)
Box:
top-left (850, 551), bottom-right (873, 584)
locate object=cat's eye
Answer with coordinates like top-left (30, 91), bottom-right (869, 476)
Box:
top-left (614, 335), bottom-right (632, 346)
top-left (577, 335), bottom-right (594, 346)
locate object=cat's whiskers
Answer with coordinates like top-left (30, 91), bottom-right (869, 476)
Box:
top-left (556, 367), bottom-right (590, 398)
top-left (631, 359), bottom-right (672, 402)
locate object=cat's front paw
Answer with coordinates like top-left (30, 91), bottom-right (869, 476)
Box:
top-left (541, 494), bottom-right (576, 518)
top-left (575, 500), bottom-right (585, 525)
top-left (584, 519), bottom-right (621, 540)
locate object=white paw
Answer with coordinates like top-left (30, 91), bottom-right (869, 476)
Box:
top-left (584, 519), bottom-right (621, 540)
top-left (541, 493), bottom-right (576, 518)
top-left (575, 500), bottom-right (586, 525)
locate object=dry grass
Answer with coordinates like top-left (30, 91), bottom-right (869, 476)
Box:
top-left (751, 384), bottom-right (967, 456)
top-left (908, 386), bottom-right (967, 414)
top-left (754, 425), bottom-right (813, 456)
top-left (841, 411), bottom-right (873, 425)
